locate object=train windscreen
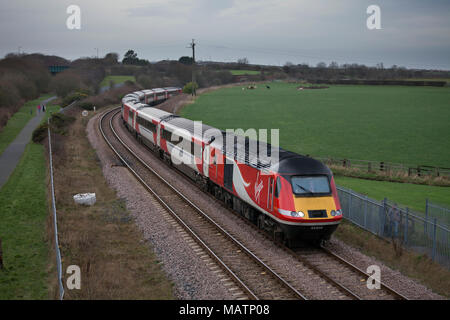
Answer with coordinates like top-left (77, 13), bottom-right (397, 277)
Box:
top-left (291, 176), bottom-right (331, 195)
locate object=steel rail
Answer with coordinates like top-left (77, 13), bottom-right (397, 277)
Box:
top-left (319, 245), bottom-right (408, 300)
top-left (100, 108), bottom-right (307, 300)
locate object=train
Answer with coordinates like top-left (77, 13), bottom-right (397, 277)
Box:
top-left (121, 87), bottom-right (343, 245)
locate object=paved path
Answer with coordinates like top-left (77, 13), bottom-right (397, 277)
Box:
top-left (0, 96), bottom-right (56, 189)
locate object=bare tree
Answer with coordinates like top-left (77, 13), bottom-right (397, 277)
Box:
top-left (237, 57), bottom-right (249, 65)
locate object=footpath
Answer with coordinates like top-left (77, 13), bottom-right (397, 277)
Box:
top-left (0, 96), bottom-right (56, 189)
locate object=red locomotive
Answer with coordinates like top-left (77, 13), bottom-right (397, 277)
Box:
top-left (122, 88), bottom-right (342, 245)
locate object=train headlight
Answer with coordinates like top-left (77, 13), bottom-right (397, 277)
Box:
top-left (291, 211), bottom-right (304, 218)
top-left (331, 209), bottom-right (342, 216)
top-left (278, 209), bottom-right (304, 218)
top-left (278, 208), bottom-right (292, 216)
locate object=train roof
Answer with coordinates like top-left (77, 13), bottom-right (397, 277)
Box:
top-left (273, 150), bottom-right (331, 176)
top-left (163, 115), bottom-right (217, 140)
top-left (139, 106), bottom-right (173, 120)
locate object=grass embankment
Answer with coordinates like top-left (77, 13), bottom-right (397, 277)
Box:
top-left (100, 75), bottom-right (136, 88)
top-left (49, 108), bottom-right (174, 299)
top-left (0, 101), bottom-right (60, 299)
top-left (0, 142), bottom-right (49, 299)
top-left (0, 94), bottom-right (53, 155)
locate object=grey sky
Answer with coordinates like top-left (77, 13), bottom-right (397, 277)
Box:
top-left (1, 0), bottom-right (449, 69)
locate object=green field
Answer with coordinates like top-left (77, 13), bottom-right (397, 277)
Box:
top-left (0, 94), bottom-right (53, 156)
top-left (336, 176), bottom-right (450, 214)
top-left (100, 75), bottom-right (136, 88)
top-left (0, 142), bottom-right (49, 299)
top-left (181, 82), bottom-right (450, 168)
top-left (229, 70), bottom-right (261, 76)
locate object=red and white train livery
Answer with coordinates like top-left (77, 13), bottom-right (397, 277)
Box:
top-left (121, 88), bottom-right (343, 244)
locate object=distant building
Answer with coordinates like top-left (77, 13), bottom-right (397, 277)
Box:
top-left (48, 65), bottom-right (69, 75)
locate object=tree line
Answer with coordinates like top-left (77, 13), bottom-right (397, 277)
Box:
top-left (1, 50), bottom-right (448, 130)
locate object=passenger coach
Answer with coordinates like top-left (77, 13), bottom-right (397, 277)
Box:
top-left (121, 88), bottom-right (342, 245)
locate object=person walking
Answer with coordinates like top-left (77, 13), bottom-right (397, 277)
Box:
top-left (37, 104), bottom-right (41, 114)
top-left (42, 104), bottom-right (46, 112)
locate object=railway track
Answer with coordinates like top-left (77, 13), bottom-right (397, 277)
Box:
top-left (291, 246), bottom-right (408, 300)
top-left (100, 107), bottom-right (408, 300)
top-left (100, 108), bottom-right (306, 300)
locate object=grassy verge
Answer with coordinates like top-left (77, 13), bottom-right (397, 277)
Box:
top-left (334, 220), bottom-right (450, 297)
top-left (0, 142), bottom-right (49, 299)
top-left (100, 75), bottom-right (136, 88)
top-left (48, 108), bottom-right (174, 299)
top-left (0, 94), bottom-right (53, 155)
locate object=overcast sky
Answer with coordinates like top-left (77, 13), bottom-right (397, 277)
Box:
top-left (1, 0), bottom-right (449, 69)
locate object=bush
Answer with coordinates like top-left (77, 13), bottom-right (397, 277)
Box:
top-left (32, 122), bottom-right (49, 143)
top-left (32, 113), bottom-right (75, 143)
top-left (78, 101), bottom-right (95, 110)
top-left (61, 90), bottom-right (89, 107)
top-left (50, 113), bottom-right (75, 132)
top-left (183, 82), bottom-right (198, 94)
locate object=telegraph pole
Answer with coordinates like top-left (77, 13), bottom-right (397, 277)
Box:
top-left (187, 39), bottom-right (196, 96)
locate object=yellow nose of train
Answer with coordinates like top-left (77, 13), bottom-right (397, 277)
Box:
top-left (293, 196), bottom-right (337, 219)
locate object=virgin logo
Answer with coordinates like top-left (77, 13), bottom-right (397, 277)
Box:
top-left (254, 172), bottom-right (264, 203)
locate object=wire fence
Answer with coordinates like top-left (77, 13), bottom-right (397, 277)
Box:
top-left (337, 185), bottom-right (450, 269)
top-left (60, 100), bottom-right (78, 114)
top-left (48, 118), bottom-right (64, 300)
top-left (317, 157), bottom-right (450, 178)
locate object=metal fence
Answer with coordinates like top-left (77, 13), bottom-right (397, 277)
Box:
top-left (337, 186), bottom-right (450, 268)
top-left (48, 118), bottom-right (64, 300)
top-left (426, 199), bottom-right (450, 228)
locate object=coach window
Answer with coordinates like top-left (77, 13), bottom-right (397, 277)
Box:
top-left (275, 177), bottom-right (282, 198)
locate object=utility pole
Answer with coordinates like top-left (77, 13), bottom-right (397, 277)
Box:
top-left (187, 39), bottom-right (196, 96)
